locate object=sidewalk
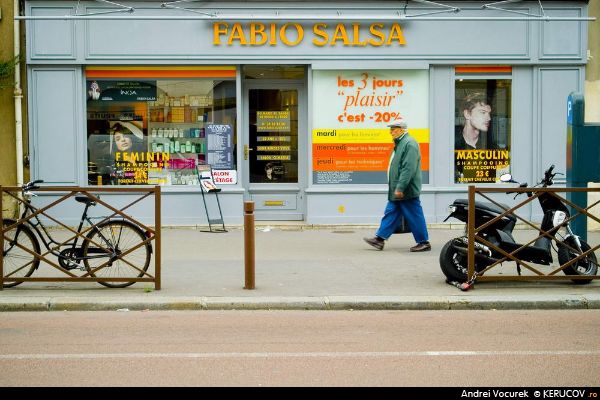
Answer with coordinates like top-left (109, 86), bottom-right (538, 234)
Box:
top-left (1, 226), bottom-right (599, 311)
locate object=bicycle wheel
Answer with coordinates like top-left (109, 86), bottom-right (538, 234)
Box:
top-left (82, 220), bottom-right (151, 288)
top-left (2, 219), bottom-right (40, 288)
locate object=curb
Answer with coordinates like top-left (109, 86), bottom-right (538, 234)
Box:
top-left (0, 295), bottom-right (599, 311)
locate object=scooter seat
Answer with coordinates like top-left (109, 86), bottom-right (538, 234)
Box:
top-left (453, 199), bottom-right (516, 221)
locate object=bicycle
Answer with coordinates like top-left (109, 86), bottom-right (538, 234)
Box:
top-left (2, 180), bottom-right (153, 288)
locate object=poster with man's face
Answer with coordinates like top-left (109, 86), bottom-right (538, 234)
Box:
top-left (454, 79), bottom-right (511, 183)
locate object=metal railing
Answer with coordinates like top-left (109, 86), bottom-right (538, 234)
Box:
top-left (467, 186), bottom-right (600, 282)
top-left (0, 186), bottom-right (161, 290)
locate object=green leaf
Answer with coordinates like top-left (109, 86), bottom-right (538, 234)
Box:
top-left (0, 55), bottom-right (20, 89)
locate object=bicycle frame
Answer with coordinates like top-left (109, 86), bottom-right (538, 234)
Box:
top-left (10, 195), bottom-right (119, 265)
top-left (2, 183), bottom-right (159, 290)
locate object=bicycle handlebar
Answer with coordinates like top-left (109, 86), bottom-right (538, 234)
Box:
top-left (542, 164), bottom-right (556, 187)
top-left (23, 179), bottom-right (44, 191)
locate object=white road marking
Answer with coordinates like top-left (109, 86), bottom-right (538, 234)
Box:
top-left (0, 350), bottom-right (599, 360)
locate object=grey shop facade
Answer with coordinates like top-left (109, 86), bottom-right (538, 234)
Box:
top-left (23, 1), bottom-right (590, 225)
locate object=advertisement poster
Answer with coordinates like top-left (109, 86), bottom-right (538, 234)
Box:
top-left (256, 110), bottom-right (291, 182)
top-left (196, 164), bottom-right (221, 192)
top-left (86, 119), bottom-right (155, 185)
top-left (454, 79), bottom-right (511, 183)
top-left (86, 80), bottom-right (157, 102)
top-left (109, 120), bottom-right (148, 185)
top-left (257, 111), bottom-right (291, 132)
top-left (113, 154), bottom-right (150, 185)
top-left (206, 124), bottom-right (234, 170)
top-left (312, 70), bottom-right (429, 184)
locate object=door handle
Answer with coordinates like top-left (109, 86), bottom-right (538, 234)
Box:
top-left (244, 144), bottom-right (254, 160)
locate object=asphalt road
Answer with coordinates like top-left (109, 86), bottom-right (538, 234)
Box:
top-left (0, 310), bottom-right (599, 387)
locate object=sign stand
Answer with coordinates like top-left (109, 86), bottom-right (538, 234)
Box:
top-left (196, 164), bottom-right (227, 233)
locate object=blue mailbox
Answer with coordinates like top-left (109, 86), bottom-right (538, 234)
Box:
top-left (566, 92), bottom-right (600, 241)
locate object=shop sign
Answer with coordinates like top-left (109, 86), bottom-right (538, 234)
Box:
top-left (86, 80), bottom-right (157, 102)
top-left (213, 22), bottom-right (406, 47)
top-left (211, 169), bottom-right (237, 185)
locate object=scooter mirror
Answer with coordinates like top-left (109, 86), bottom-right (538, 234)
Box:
top-left (500, 173), bottom-right (513, 183)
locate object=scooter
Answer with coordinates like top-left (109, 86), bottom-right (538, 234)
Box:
top-left (439, 164), bottom-right (598, 285)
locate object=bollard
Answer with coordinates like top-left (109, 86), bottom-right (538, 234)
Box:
top-left (243, 201), bottom-right (255, 290)
top-left (0, 188), bottom-right (3, 291)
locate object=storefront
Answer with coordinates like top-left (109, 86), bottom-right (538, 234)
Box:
top-left (23, 1), bottom-right (590, 225)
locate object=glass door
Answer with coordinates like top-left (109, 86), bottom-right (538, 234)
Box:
top-left (244, 83), bottom-right (305, 220)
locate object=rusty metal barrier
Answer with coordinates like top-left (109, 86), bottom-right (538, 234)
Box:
top-left (467, 186), bottom-right (600, 283)
top-left (0, 186), bottom-right (161, 290)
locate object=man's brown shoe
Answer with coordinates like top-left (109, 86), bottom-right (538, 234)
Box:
top-left (363, 237), bottom-right (384, 250)
top-left (410, 242), bottom-right (431, 252)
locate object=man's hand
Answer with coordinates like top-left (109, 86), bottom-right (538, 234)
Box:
top-left (394, 190), bottom-right (404, 199)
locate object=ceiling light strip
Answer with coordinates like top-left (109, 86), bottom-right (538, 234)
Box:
top-left (14, 15), bottom-right (596, 21)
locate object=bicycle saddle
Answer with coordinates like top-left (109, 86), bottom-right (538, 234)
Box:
top-left (75, 196), bottom-right (97, 206)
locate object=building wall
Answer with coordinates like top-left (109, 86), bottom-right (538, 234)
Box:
top-left (0, 0), bottom-right (15, 179)
top-left (20, 1), bottom-right (593, 225)
top-left (0, 0), bottom-right (17, 218)
top-left (25, 1), bottom-right (587, 65)
top-left (0, 0), bottom-right (28, 218)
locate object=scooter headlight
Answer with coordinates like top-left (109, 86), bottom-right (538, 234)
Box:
top-left (448, 205), bottom-right (457, 214)
top-left (552, 211), bottom-right (567, 227)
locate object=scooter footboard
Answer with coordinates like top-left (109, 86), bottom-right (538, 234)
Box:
top-left (494, 229), bottom-right (552, 265)
top-left (496, 229), bottom-right (516, 245)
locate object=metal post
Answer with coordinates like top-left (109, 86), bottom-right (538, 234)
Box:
top-left (244, 201), bottom-right (255, 290)
top-left (468, 185), bottom-right (475, 280)
top-left (0, 186), bottom-right (3, 291)
top-left (155, 186), bottom-right (161, 290)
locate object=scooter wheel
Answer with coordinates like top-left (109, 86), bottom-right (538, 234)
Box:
top-left (558, 238), bottom-right (598, 285)
top-left (439, 240), bottom-right (469, 283)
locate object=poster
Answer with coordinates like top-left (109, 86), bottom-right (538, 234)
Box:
top-left (454, 79), bottom-right (511, 183)
top-left (206, 124), bottom-right (234, 170)
top-left (255, 110), bottom-right (291, 181)
top-left (113, 154), bottom-right (150, 185)
top-left (86, 80), bottom-right (157, 102)
top-left (312, 70), bottom-right (429, 184)
top-left (257, 111), bottom-right (291, 132)
top-left (197, 164), bottom-right (221, 192)
top-left (86, 120), bottom-right (154, 185)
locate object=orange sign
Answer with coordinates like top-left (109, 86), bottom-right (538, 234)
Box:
top-left (313, 143), bottom-right (393, 171)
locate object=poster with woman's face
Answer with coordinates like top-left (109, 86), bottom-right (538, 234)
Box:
top-left (454, 79), bottom-right (512, 183)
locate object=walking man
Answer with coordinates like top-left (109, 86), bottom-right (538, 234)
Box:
top-left (364, 121), bottom-right (431, 252)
